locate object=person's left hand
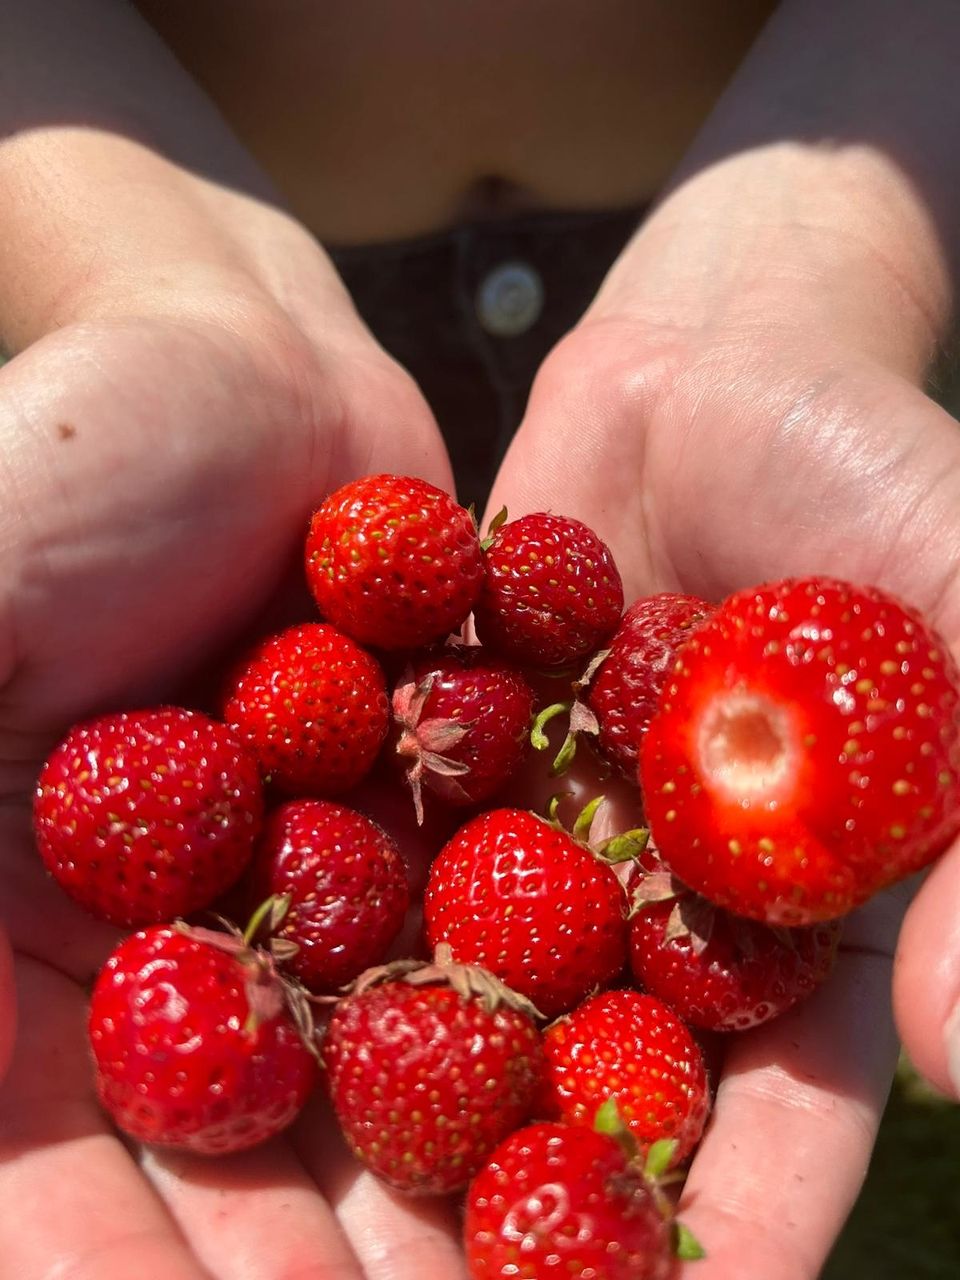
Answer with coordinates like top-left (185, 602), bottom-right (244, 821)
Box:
top-left (484, 135), bottom-right (960, 1272)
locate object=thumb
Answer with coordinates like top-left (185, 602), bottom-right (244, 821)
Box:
top-left (481, 321), bottom-right (663, 604)
top-left (893, 844), bottom-right (960, 1098)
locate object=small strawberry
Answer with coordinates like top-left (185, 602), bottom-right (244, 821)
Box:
top-left (540, 988), bottom-right (709, 1165)
top-left (305, 473), bottom-right (484, 650)
top-left (247, 798), bottom-right (409, 992)
top-left (88, 920), bottom-right (318, 1155)
top-left (628, 856), bottom-right (841, 1032)
top-left (321, 952), bottom-right (544, 1194)
top-left (641, 577), bottom-right (960, 923)
top-left (585, 592), bottom-right (713, 778)
top-left (223, 622), bottom-right (389, 797)
top-left (464, 1121), bottom-right (674, 1280)
top-left (34, 707), bottom-right (263, 927)
top-left (392, 644), bottom-right (535, 823)
top-left (423, 806), bottom-right (628, 1018)
top-left (473, 512), bottom-right (624, 669)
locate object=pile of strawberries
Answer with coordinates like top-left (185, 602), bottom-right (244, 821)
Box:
top-left (31, 474), bottom-right (960, 1278)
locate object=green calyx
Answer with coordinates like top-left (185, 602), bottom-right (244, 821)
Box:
top-left (593, 1101), bottom-right (705, 1264)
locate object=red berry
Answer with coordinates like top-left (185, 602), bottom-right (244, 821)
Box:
top-left (465, 1122), bottom-right (672, 1280)
top-left (540, 989), bottom-right (709, 1165)
top-left (89, 924), bottom-right (317, 1154)
top-left (641, 577), bottom-right (960, 923)
top-left (322, 965), bottom-right (544, 1194)
top-left (305, 473), bottom-right (484, 650)
top-left (248, 799), bottom-right (409, 992)
top-left (474, 513), bottom-right (624, 668)
top-left (424, 807), bottom-right (628, 1018)
top-left (627, 858), bottom-right (840, 1032)
top-left (223, 622), bottom-right (389, 797)
top-left (585, 592), bottom-right (713, 778)
top-left (392, 644), bottom-right (534, 822)
top-left (34, 707), bottom-right (262, 927)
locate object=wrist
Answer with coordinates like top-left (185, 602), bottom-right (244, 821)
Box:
top-left (590, 139), bottom-right (948, 384)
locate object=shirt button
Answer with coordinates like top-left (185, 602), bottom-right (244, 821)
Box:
top-left (475, 261), bottom-right (544, 337)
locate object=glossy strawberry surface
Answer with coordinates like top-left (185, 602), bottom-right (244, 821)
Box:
top-left (465, 1122), bottom-right (672, 1280)
top-left (322, 978), bottom-right (544, 1194)
top-left (89, 925), bottom-right (317, 1154)
top-left (586, 591), bottom-right (712, 779)
top-left (642, 577), bottom-right (960, 923)
top-left (223, 621), bottom-right (389, 796)
top-left (249, 798), bottom-right (409, 992)
top-left (628, 862), bottom-right (841, 1031)
top-left (305, 473), bottom-right (484, 650)
top-left (392, 644), bottom-right (534, 818)
top-left (541, 988), bottom-right (709, 1165)
top-left (34, 707), bottom-right (263, 926)
top-left (423, 807), bottom-right (628, 1018)
top-left (473, 512), bottom-right (624, 669)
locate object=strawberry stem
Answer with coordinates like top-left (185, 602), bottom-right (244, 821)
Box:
top-left (530, 701), bottom-right (572, 751)
top-left (243, 894), bottom-right (291, 948)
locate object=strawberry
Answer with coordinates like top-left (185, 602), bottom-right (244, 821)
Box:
top-left (628, 856), bottom-right (841, 1031)
top-left (305, 473), bottom-right (484, 650)
top-left (540, 988), bottom-right (709, 1165)
top-left (585, 592), bottom-right (713, 778)
top-left (464, 1121), bottom-right (673, 1280)
top-left (88, 921), bottom-right (318, 1154)
top-left (34, 707), bottom-right (263, 927)
top-left (641, 577), bottom-right (960, 923)
top-left (247, 798), bottom-right (409, 992)
top-left (423, 807), bottom-right (628, 1018)
top-left (391, 644), bottom-right (534, 823)
top-left (473, 512), bottom-right (624, 669)
top-left (223, 622), bottom-right (389, 797)
top-left (321, 954), bottom-right (544, 1194)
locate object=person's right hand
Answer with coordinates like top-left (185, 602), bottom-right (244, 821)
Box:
top-left (0, 5), bottom-right (475, 1278)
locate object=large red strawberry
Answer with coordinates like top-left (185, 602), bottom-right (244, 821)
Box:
top-left (34, 707), bottom-right (263, 927)
top-left (473, 512), bottom-right (624, 669)
top-left (641, 577), bottom-right (960, 923)
top-left (322, 955), bottom-right (544, 1194)
top-left (305, 473), bottom-right (484, 650)
top-left (540, 988), bottom-right (709, 1165)
top-left (223, 622), bottom-right (389, 796)
top-left (585, 592), bottom-right (713, 778)
top-left (247, 798), bottom-right (409, 992)
top-left (391, 644), bottom-right (534, 823)
top-left (423, 807), bottom-right (628, 1018)
top-left (89, 922), bottom-right (318, 1154)
top-left (464, 1121), bottom-right (673, 1280)
top-left (627, 857), bottom-right (841, 1031)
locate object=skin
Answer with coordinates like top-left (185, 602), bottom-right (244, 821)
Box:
top-left (1, 1), bottom-right (959, 1278)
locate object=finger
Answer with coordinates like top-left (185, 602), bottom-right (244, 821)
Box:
top-left (893, 837), bottom-right (960, 1098)
top-left (142, 1141), bottom-right (365, 1280)
top-left (294, 1093), bottom-right (469, 1280)
top-left (0, 957), bottom-right (209, 1280)
top-left (677, 912), bottom-right (900, 1280)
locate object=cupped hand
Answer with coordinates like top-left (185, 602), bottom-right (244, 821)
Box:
top-left (0, 210), bottom-right (479, 1276)
top-left (485, 229), bottom-right (960, 1275)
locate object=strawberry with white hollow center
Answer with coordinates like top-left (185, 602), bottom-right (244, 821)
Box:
top-left (641, 576), bottom-right (960, 924)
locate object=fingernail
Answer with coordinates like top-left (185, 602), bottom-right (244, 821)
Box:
top-left (944, 1000), bottom-right (960, 1098)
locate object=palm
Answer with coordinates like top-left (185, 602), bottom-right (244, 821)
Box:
top-left (488, 315), bottom-right (960, 1278)
top-left (0, 312), bottom-right (469, 1278)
